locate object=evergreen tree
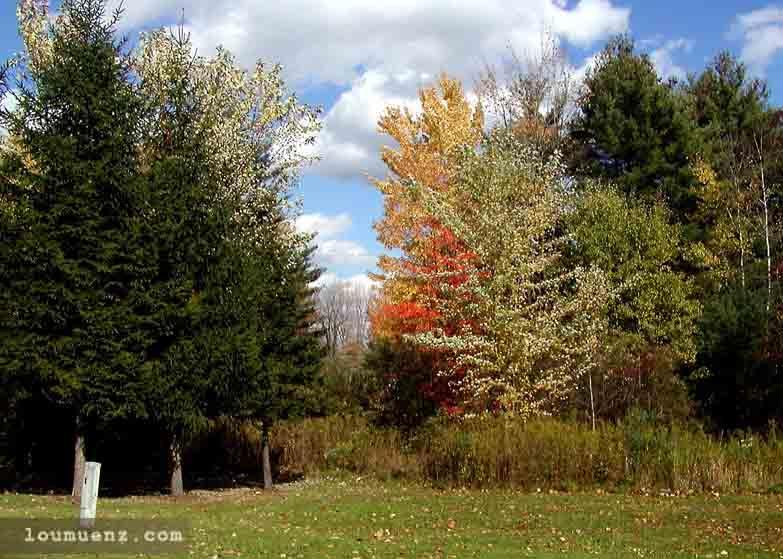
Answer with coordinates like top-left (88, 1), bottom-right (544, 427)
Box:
top-left (135, 28), bottom-right (322, 494)
top-left (236, 236), bottom-right (325, 489)
top-left (685, 54), bottom-right (783, 429)
top-left (572, 36), bottom-right (700, 226)
top-left (0, 0), bottom-right (149, 499)
top-left (692, 284), bottom-right (779, 430)
top-left (134, 28), bottom-right (252, 496)
top-left (687, 52), bottom-right (769, 175)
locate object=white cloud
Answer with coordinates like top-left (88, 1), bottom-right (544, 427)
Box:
top-left (309, 69), bottom-right (423, 180)
top-left (549, 0), bottom-right (630, 47)
top-left (345, 273), bottom-right (380, 291)
top-left (295, 212), bottom-right (352, 239)
top-left (572, 53), bottom-right (599, 88)
top-left (730, 6), bottom-right (783, 73)
top-left (111, 0), bottom-right (629, 181)
top-left (316, 239), bottom-right (376, 267)
top-left (313, 272), bottom-right (379, 290)
top-left (295, 212), bottom-right (376, 269)
top-left (115, 0), bottom-right (629, 86)
top-left (2, 92), bottom-right (18, 114)
top-left (648, 38), bottom-right (693, 81)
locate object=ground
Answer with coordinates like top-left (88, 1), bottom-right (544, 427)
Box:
top-left (1, 477), bottom-right (783, 558)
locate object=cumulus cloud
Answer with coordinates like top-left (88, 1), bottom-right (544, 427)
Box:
top-left (316, 239), bottom-right (376, 267)
top-left (2, 92), bottom-right (18, 114)
top-left (295, 212), bottom-right (376, 268)
top-left (101, 0), bottom-right (633, 274)
top-left (309, 69), bottom-right (423, 180)
top-left (312, 272), bottom-right (379, 290)
top-left (295, 212), bottom-right (352, 239)
top-left (729, 5), bottom-right (783, 73)
top-left (113, 0), bottom-right (629, 85)
top-left (648, 38), bottom-right (693, 81)
top-left (111, 0), bottom-right (629, 181)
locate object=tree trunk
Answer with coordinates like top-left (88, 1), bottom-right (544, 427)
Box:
top-left (756, 134), bottom-right (773, 312)
top-left (71, 420), bottom-right (86, 504)
top-left (588, 372), bottom-right (596, 432)
top-left (739, 227), bottom-right (746, 291)
top-left (763, 192), bottom-right (772, 312)
top-left (262, 423), bottom-right (272, 490)
top-left (170, 438), bottom-right (184, 497)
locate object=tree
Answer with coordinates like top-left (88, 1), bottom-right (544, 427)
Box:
top-left (686, 53), bottom-right (773, 295)
top-left (1, 1), bottom-right (323, 495)
top-left (134, 27), bottom-right (237, 496)
top-left (572, 35), bottom-right (699, 225)
top-left (685, 54), bottom-right (783, 430)
top-left (692, 284), bottom-right (778, 430)
top-left (408, 131), bottom-right (611, 416)
top-left (568, 185), bottom-right (701, 424)
top-left (687, 52), bottom-right (769, 178)
top-left (569, 186), bottom-right (701, 362)
top-left (0, 0), bottom-right (149, 500)
top-left (364, 337), bottom-right (439, 430)
top-left (370, 75), bottom-right (484, 411)
top-left (242, 242), bottom-right (324, 489)
top-left (134, 27), bottom-right (321, 494)
top-left (477, 31), bottom-right (576, 155)
top-left (316, 280), bottom-right (375, 355)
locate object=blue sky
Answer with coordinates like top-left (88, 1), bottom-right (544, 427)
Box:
top-left (4, 0), bottom-right (783, 286)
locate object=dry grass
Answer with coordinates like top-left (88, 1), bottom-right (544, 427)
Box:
top-left (269, 415), bottom-right (783, 493)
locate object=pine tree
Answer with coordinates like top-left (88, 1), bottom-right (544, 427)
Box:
top-left (687, 52), bottom-right (769, 175)
top-left (572, 36), bottom-right (700, 226)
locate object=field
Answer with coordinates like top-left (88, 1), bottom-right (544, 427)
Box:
top-left (2, 477), bottom-right (783, 558)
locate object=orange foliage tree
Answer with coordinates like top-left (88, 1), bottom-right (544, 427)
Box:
top-left (369, 75), bottom-right (484, 410)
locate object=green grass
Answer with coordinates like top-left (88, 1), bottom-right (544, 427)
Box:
top-left (2, 476), bottom-right (783, 558)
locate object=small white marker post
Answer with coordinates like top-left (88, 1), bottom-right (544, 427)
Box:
top-left (79, 462), bottom-right (101, 529)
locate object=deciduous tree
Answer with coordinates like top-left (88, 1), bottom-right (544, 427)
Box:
top-left (408, 132), bottom-right (611, 416)
top-left (370, 75), bottom-right (484, 411)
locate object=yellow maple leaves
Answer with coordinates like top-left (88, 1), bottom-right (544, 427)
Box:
top-left (370, 75), bottom-right (483, 340)
top-left (372, 75), bottom-right (484, 258)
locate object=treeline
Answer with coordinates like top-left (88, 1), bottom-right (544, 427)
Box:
top-left (363, 35), bottom-right (783, 434)
top-left (3, 0), bottom-right (783, 497)
top-left (0, 0), bottom-right (324, 495)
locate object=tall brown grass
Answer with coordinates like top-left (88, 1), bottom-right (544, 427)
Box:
top-left (267, 414), bottom-right (783, 493)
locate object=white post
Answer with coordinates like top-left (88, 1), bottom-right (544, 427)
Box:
top-left (79, 462), bottom-right (101, 529)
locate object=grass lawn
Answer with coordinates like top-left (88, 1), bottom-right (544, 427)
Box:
top-left (1, 477), bottom-right (783, 558)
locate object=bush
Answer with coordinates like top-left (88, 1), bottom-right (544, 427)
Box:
top-left (270, 415), bottom-right (418, 481)
top-left (364, 339), bottom-right (439, 430)
top-left (319, 345), bottom-right (380, 415)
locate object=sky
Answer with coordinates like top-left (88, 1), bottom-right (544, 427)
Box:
top-left (3, 0), bottom-right (783, 287)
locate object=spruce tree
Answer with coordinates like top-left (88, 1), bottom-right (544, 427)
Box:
top-left (135, 28), bottom-right (324, 494)
top-left (0, 0), bottom-right (148, 498)
top-left (135, 29), bottom-right (238, 496)
top-left (243, 237), bottom-right (324, 489)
